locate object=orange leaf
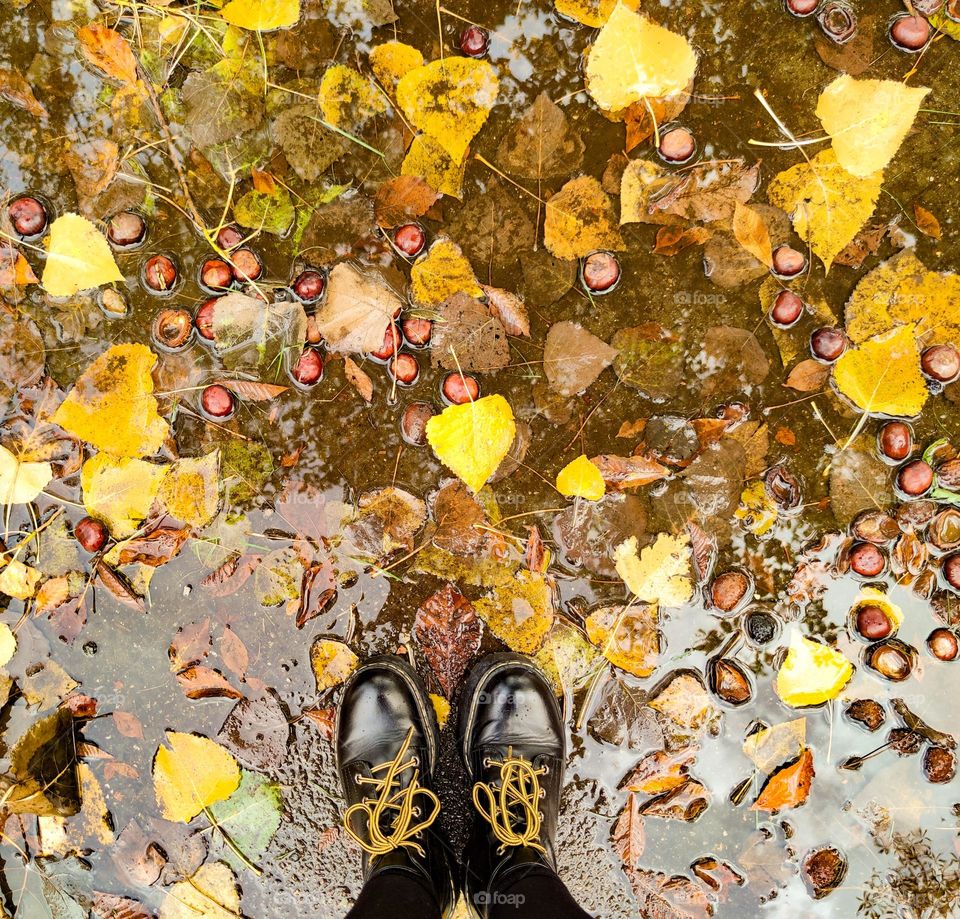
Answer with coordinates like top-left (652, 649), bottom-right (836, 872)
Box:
top-left (751, 748), bottom-right (814, 811)
top-left (374, 175), bottom-right (441, 228)
top-left (784, 359), bottom-right (830, 393)
top-left (653, 225), bottom-right (710, 256)
top-left (252, 168), bottom-right (278, 194)
top-left (77, 23), bottom-right (139, 85)
top-left (913, 202), bottom-right (941, 240)
top-left (733, 201), bottom-right (773, 267)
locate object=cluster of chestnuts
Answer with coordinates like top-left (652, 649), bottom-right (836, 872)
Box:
top-left (785, 0), bottom-right (942, 54)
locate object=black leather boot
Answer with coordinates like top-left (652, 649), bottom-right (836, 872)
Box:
top-left (336, 655), bottom-right (456, 916)
top-left (459, 653), bottom-right (566, 918)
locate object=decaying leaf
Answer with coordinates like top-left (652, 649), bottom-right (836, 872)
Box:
top-left (474, 570), bottom-right (555, 654)
top-left (496, 92), bottom-right (584, 180)
top-left (614, 533), bottom-right (693, 608)
top-left (413, 583), bottom-right (483, 697)
top-left (314, 262), bottom-right (403, 353)
top-left (429, 293), bottom-right (510, 373)
top-left (543, 321), bottom-right (618, 397)
top-left (585, 603), bottom-right (659, 677)
top-left (310, 638), bottom-right (358, 692)
top-left (544, 176), bottom-right (624, 260)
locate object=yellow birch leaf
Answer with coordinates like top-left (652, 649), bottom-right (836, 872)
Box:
top-left (0, 444), bottom-right (52, 505)
top-left (81, 453), bottom-right (168, 538)
top-left (613, 533), bottom-right (692, 607)
top-left (410, 237), bottom-right (482, 307)
top-left (41, 213), bottom-right (123, 297)
top-left (53, 343), bottom-right (170, 458)
top-left (474, 570), bottom-right (554, 654)
top-left (401, 134), bottom-right (466, 199)
top-left (732, 201), bottom-right (772, 267)
top-left (160, 452), bottom-right (221, 528)
top-left (0, 623), bottom-right (15, 666)
top-left (844, 250), bottom-right (960, 346)
top-left (816, 75), bottom-right (930, 178)
top-left (619, 158), bottom-right (684, 227)
top-left (0, 558), bottom-right (41, 600)
top-left (310, 638), bottom-right (359, 692)
top-left (832, 324), bottom-right (928, 417)
top-left (425, 395), bottom-right (516, 494)
top-left (585, 3), bottom-right (698, 114)
top-left (734, 480), bottom-right (778, 537)
top-left (396, 57), bottom-right (499, 161)
top-left (160, 863), bottom-right (241, 919)
top-left (153, 732), bottom-right (241, 824)
top-left (317, 64), bottom-right (385, 131)
top-left (370, 41), bottom-right (424, 87)
top-left (544, 176), bottom-right (624, 260)
top-left (585, 603), bottom-right (659, 677)
top-left (555, 0), bottom-right (638, 28)
top-left (775, 632), bottom-right (853, 707)
top-left (556, 455), bottom-right (605, 500)
top-left (767, 150), bottom-right (881, 273)
top-left (220, 0), bottom-right (300, 30)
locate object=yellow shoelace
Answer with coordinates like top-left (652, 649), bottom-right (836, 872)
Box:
top-left (472, 751), bottom-right (547, 854)
top-left (343, 727), bottom-right (440, 858)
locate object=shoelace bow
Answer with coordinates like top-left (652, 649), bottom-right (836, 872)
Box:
top-left (472, 750), bottom-right (547, 854)
top-left (343, 727), bottom-right (440, 858)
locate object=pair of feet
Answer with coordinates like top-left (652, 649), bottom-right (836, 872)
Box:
top-left (335, 652), bottom-right (566, 918)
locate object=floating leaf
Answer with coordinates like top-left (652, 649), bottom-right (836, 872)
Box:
top-left (76, 22), bottom-right (139, 84)
top-left (397, 57), bottom-right (499, 161)
top-left (474, 570), bottom-right (554, 653)
top-left (233, 186), bottom-right (295, 236)
top-left (752, 748), bottom-right (814, 812)
top-left (310, 638), bottom-right (358, 692)
top-left (832, 325), bottom-right (927, 417)
top-left (496, 92), bottom-right (584, 180)
top-left (543, 321), bottom-right (618, 397)
top-left (816, 75), bottom-right (929, 178)
top-left (426, 395), bottom-right (516, 494)
top-left (54, 343), bottom-right (169, 458)
top-left (613, 793), bottom-right (646, 868)
top-left (411, 238), bottom-right (482, 307)
top-left (208, 771), bottom-right (282, 871)
top-left (41, 213), bottom-right (123, 297)
top-left (220, 0), bottom-right (300, 30)
top-left (413, 583), bottom-right (483, 697)
top-left (785, 359), bottom-right (830, 393)
top-left (401, 134), bottom-right (467, 199)
top-left (732, 201), bottom-right (772, 267)
top-left (0, 557), bottom-right (41, 599)
top-left (153, 732), bottom-right (241, 824)
top-left (160, 452), bottom-right (220, 528)
top-left (0, 444), bottom-right (52, 504)
top-left (314, 262), bottom-right (403, 353)
top-left (429, 293), bottom-right (509, 374)
top-left (767, 150), bottom-right (881, 273)
top-left (544, 176), bottom-right (624, 260)
top-left (374, 175), bottom-right (440, 228)
top-left (82, 453), bottom-right (168, 538)
top-left (556, 455), bottom-right (605, 501)
top-left (369, 41), bottom-right (424, 86)
top-left (775, 632), bottom-right (853, 707)
top-left (585, 3), bottom-right (697, 113)
top-left (743, 718), bottom-right (806, 774)
top-left (160, 862), bottom-right (241, 919)
top-left (614, 533), bottom-right (692, 607)
top-left (585, 603), bottom-right (659, 677)
top-left (735, 480), bottom-right (778, 537)
top-left (317, 64), bottom-right (385, 131)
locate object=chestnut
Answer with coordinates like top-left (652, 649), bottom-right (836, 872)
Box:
top-left (889, 13), bottom-right (931, 52)
top-left (8, 195), bottom-right (47, 237)
top-left (143, 254), bottom-right (178, 292)
top-left (855, 605), bottom-right (892, 641)
top-left (581, 251), bottom-right (621, 294)
top-left (710, 570), bottom-right (752, 613)
top-left (401, 316), bottom-right (432, 348)
top-left (442, 372), bottom-right (480, 405)
top-left (369, 325), bottom-right (401, 362)
top-left (943, 552), bottom-right (960, 590)
top-left (772, 245), bottom-right (806, 278)
top-left (75, 516), bottom-right (107, 553)
top-left (810, 327), bottom-right (846, 363)
top-left (897, 459), bottom-right (934, 497)
top-left (867, 641), bottom-right (913, 682)
top-left (921, 344), bottom-right (960, 384)
top-left (230, 248), bottom-right (262, 282)
top-left (393, 223), bottom-right (426, 257)
top-left (107, 211), bottom-right (146, 248)
top-left (849, 542), bottom-right (886, 577)
top-left (658, 127), bottom-right (696, 164)
top-left (194, 297), bottom-right (218, 341)
top-left (216, 225), bottom-right (244, 250)
top-left (389, 352), bottom-right (420, 386)
top-left (200, 258), bottom-right (234, 291)
top-left (401, 402), bottom-right (435, 446)
top-left (200, 384), bottom-right (235, 419)
top-left (292, 348), bottom-right (323, 386)
top-left (459, 25), bottom-right (488, 57)
top-left (292, 269), bottom-right (325, 302)
top-left (709, 658), bottom-right (753, 706)
top-left (152, 308), bottom-right (194, 351)
top-left (770, 289), bottom-right (804, 327)
top-left (878, 422), bottom-right (912, 462)
top-left (927, 628), bottom-right (959, 662)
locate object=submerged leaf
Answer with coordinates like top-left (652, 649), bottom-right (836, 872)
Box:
top-left (310, 638), bottom-right (359, 692)
top-left (775, 632), bottom-right (853, 707)
top-left (160, 862), bottom-right (240, 919)
top-left (614, 533), bottom-right (693, 607)
top-left (41, 213), bottom-right (123, 297)
top-left (544, 176), bottom-right (624, 260)
top-left (413, 583), bottom-right (483, 697)
top-left (153, 733), bottom-right (241, 824)
top-left (81, 453), bottom-right (168, 537)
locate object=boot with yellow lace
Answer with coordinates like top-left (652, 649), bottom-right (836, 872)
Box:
top-left (459, 653), bottom-right (571, 919)
top-left (337, 655), bottom-right (456, 918)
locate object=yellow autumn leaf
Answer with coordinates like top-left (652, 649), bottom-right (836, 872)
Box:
top-left (585, 3), bottom-right (698, 114)
top-left (160, 863), bottom-right (241, 919)
top-left (0, 444), bottom-right (52, 505)
top-left (767, 149), bottom-right (881, 273)
top-left (0, 558), bottom-right (41, 600)
top-left (544, 175), bottom-right (624, 260)
top-left (425, 395), bottom-right (516, 494)
top-left (81, 453), bottom-right (168, 538)
top-left (396, 57), bottom-right (499, 161)
top-left (619, 158), bottom-right (683, 227)
top-left (0, 622), bottom-right (15, 667)
top-left (53, 343), bottom-right (170, 458)
top-left (816, 75), bottom-right (930, 179)
top-left (775, 632), bottom-right (853, 707)
top-left (734, 480), bottom-right (778, 537)
top-left (41, 213), bottom-right (123, 297)
top-left (317, 64), bottom-right (385, 131)
top-left (732, 201), bottom-right (772, 266)
top-left (613, 533), bottom-right (692, 607)
top-left (220, 0), bottom-right (299, 30)
top-left (556, 455), bottom-right (605, 500)
top-left (843, 251), bottom-right (960, 345)
top-left (370, 41), bottom-right (424, 87)
top-left (153, 732), bottom-right (241, 824)
top-left (474, 570), bottom-right (555, 654)
top-left (310, 638), bottom-right (359, 692)
top-left (851, 586), bottom-right (903, 630)
top-left (555, 0), bottom-right (638, 28)
top-left (430, 693), bottom-right (451, 729)
top-left (160, 452), bottom-right (221, 528)
top-left (410, 237), bottom-right (482, 307)
top-left (585, 603), bottom-right (659, 677)
top-left (832, 324), bottom-right (928, 417)
top-left (401, 134), bottom-right (466, 199)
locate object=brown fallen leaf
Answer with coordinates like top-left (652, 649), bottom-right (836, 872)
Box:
top-left (201, 554), bottom-right (261, 598)
top-left (785, 359), bottom-right (830, 393)
top-left (175, 666), bottom-right (243, 700)
top-left (302, 706), bottom-right (336, 741)
top-left (413, 583), bottom-right (483, 698)
top-left (0, 65), bottom-right (47, 117)
top-left (619, 747), bottom-right (698, 795)
top-left (96, 562), bottom-right (145, 612)
top-left (117, 527), bottom-right (190, 567)
top-left (113, 711), bottom-right (144, 739)
top-left (343, 355), bottom-right (374, 402)
top-left (481, 284), bottom-right (530, 337)
top-left (374, 175), bottom-right (441, 228)
top-left (590, 454), bottom-right (670, 490)
top-left (752, 747), bottom-right (815, 811)
top-left (168, 618), bottom-right (212, 671)
top-left (733, 201), bottom-right (773, 267)
top-left (654, 225), bottom-right (711, 256)
top-left (613, 792), bottom-right (645, 868)
top-left (626, 866), bottom-right (715, 919)
top-left (77, 22), bottom-right (139, 85)
top-left (218, 380), bottom-right (289, 401)
top-left (913, 203), bottom-right (941, 240)
top-left (220, 626), bottom-right (249, 680)
top-left (651, 159), bottom-right (761, 224)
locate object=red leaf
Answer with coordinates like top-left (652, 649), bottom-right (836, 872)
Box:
top-left (201, 553), bottom-right (261, 598)
top-left (413, 584), bottom-right (483, 698)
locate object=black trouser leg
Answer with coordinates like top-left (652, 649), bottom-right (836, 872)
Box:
top-left (486, 866), bottom-right (592, 919)
top-left (345, 871), bottom-right (443, 919)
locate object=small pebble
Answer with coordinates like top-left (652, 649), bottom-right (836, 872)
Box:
top-left (710, 570), bottom-right (752, 612)
top-left (923, 746), bottom-right (957, 783)
top-left (845, 699), bottom-right (885, 732)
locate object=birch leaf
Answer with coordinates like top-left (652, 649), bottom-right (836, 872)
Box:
top-left (41, 213), bottom-right (123, 297)
top-left (556, 455), bottom-right (606, 501)
top-left (544, 176), bottom-right (624, 260)
top-left (220, 0), bottom-right (300, 31)
top-left (614, 533), bottom-right (692, 607)
top-left (0, 444), bottom-right (52, 505)
top-left (775, 632), bottom-right (853, 707)
top-left (153, 733), bottom-right (241, 823)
